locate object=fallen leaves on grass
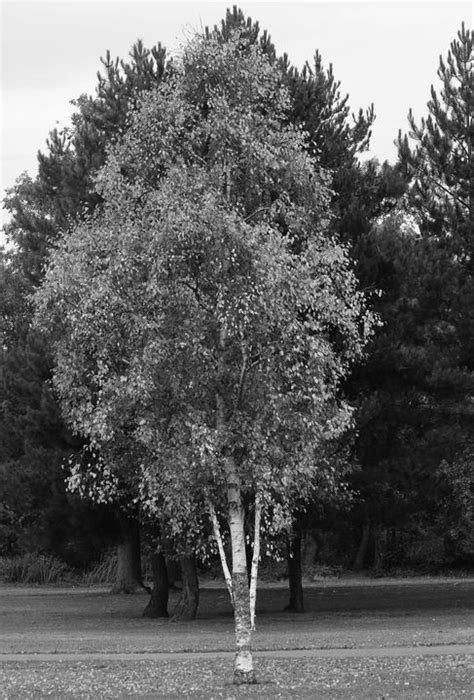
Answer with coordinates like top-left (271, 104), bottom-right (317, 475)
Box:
top-left (1, 655), bottom-right (473, 699)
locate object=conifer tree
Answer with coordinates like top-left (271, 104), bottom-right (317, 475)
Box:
top-left (398, 22), bottom-right (473, 247)
top-left (350, 23), bottom-right (474, 569)
top-left (397, 22), bottom-right (473, 401)
top-left (1, 41), bottom-right (168, 569)
top-left (3, 40), bottom-right (168, 283)
top-left (209, 6), bottom-right (379, 245)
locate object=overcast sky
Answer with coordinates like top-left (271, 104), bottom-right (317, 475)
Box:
top-left (1, 0), bottom-right (471, 244)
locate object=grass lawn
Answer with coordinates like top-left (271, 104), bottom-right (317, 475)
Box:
top-left (1, 577), bottom-right (473, 697)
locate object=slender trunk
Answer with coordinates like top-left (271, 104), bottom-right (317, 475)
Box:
top-left (226, 459), bottom-right (256, 684)
top-left (285, 529), bottom-right (304, 612)
top-left (208, 494), bottom-right (255, 683)
top-left (111, 512), bottom-right (144, 594)
top-left (249, 495), bottom-right (262, 630)
top-left (353, 520), bottom-right (371, 570)
top-left (142, 551), bottom-right (169, 618)
top-left (216, 311), bottom-right (255, 683)
top-left (208, 500), bottom-right (233, 601)
top-left (172, 556), bottom-right (199, 620)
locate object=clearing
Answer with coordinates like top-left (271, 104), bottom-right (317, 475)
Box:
top-left (0, 576), bottom-right (473, 697)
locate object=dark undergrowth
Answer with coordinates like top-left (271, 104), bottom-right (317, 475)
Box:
top-left (1, 550), bottom-right (473, 587)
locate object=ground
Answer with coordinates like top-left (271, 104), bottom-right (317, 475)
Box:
top-left (0, 576), bottom-right (473, 697)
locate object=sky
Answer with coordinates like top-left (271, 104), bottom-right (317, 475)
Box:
top-left (1, 0), bottom-right (472, 245)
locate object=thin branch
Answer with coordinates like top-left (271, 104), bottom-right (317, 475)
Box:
top-left (450, 132), bottom-right (470, 159)
top-left (244, 206), bottom-right (271, 223)
top-left (416, 166), bottom-right (469, 210)
top-left (179, 279), bottom-right (213, 313)
top-left (428, 174), bottom-right (469, 209)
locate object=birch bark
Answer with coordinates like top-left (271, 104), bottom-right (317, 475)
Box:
top-left (226, 456), bottom-right (255, 684)
top-left (249, 494), bottom-right (262, 630)
top-left (215, 318), bottom-right (255, 684)
top-left (208, 500), bottom-right (233, 601)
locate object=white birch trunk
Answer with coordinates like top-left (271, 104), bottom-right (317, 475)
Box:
top-left (208, 500), bottom-right (233, 602)
top-left (215, 286), bottom-right (255, 683)
top-left (249, 494), bottom-right (262, 630)
top-left (226, 461), bottom-right (255, 684)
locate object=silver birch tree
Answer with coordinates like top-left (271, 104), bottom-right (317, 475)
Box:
top-left (35, 30), bottom-right (373, 683)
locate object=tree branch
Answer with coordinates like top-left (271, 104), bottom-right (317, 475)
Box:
top-left (180, 279), bottom-right (213, 313)
top-left (416, 166), bottom-right (469, 210)
top-left (244, 206), bottom-right (271, 223)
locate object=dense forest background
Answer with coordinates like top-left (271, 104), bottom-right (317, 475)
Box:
top-left (0, 7), bottom-right (473, 592)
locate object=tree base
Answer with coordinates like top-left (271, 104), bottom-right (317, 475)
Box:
top-left (142, 605), bottom-right (169, 618)
top-left (111, 581), bottom-right (149, 595)
top-left (142, 552), bottom-right (169, 617)
top-left (170, 612), bottom-right (195, 622)
top-left (233, 669), bottom-right (257, 685)
top-left (171, 556), bottom-right (199, 621)
top-left (284, 602), bottom-right (305, 613)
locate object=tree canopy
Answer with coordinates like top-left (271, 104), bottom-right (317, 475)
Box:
top-left (398, 22), bottom-right (473, 247)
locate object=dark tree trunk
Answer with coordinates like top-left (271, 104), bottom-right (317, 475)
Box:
top-left (111, 512), bottom-right (144, 594)
top-left (353, 520), bottom-right (371, 570)
top-left (166, 557), bottom-right (181, 589)
top-left (172, 556), bottom-right (199, 620)
top-left (373, 524), bottom-right (387, 576)
top-left (285, 530), bottom-right (305, 612)
top-left (302, 530), bottom-right (319, 573)
top-left (245, 541), bottom-right (253, 587)
top-left (142, 552), bottom-right (169, 618)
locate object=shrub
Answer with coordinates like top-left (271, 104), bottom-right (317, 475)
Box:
top-left (82, 550), bottom-right (118, 585)
top-left (0, 553), bottom-right (72, 583)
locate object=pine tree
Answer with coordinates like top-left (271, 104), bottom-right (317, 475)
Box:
top-left (3, 40), bottom-right (168, 283)
top-left (208, 6), bottom-right (380, 246)
top-left (351, 23), bottom-right (474, 569)
top-left (396, 23), bottom-right (473, 394)
top-left (398, 22), bottom-right (473, 247)
top-left (0, 40), bottom-right (169, 567)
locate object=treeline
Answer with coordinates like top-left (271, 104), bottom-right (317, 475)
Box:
top-left (1, 5), bottom-right (472, 598)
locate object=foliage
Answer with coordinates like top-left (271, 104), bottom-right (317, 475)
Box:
top-left (3, 40), bottom-right (169, 282)
top-left (0, 39), bottom-right (170, 566)
top-left (434, 452), bottom-right (474, 564)
top-left (81, 550), bottom-right (118, 585)
top-left (36, 29), bottom-right (372, 532)
top-left (397, 22), bottom-right (473, 245)
top-left (345, 208), bottom-right (474, 566)
top-left (395, 24), bottom-right (474, 548)
top-left (345, 23), bottom-right (474, 570)
top-left (208, 6), bottom-right (385, 248)
top-left (5, 5), bottom-right (470, 582)
top-left (1, 5), bottom-right (385, 578)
